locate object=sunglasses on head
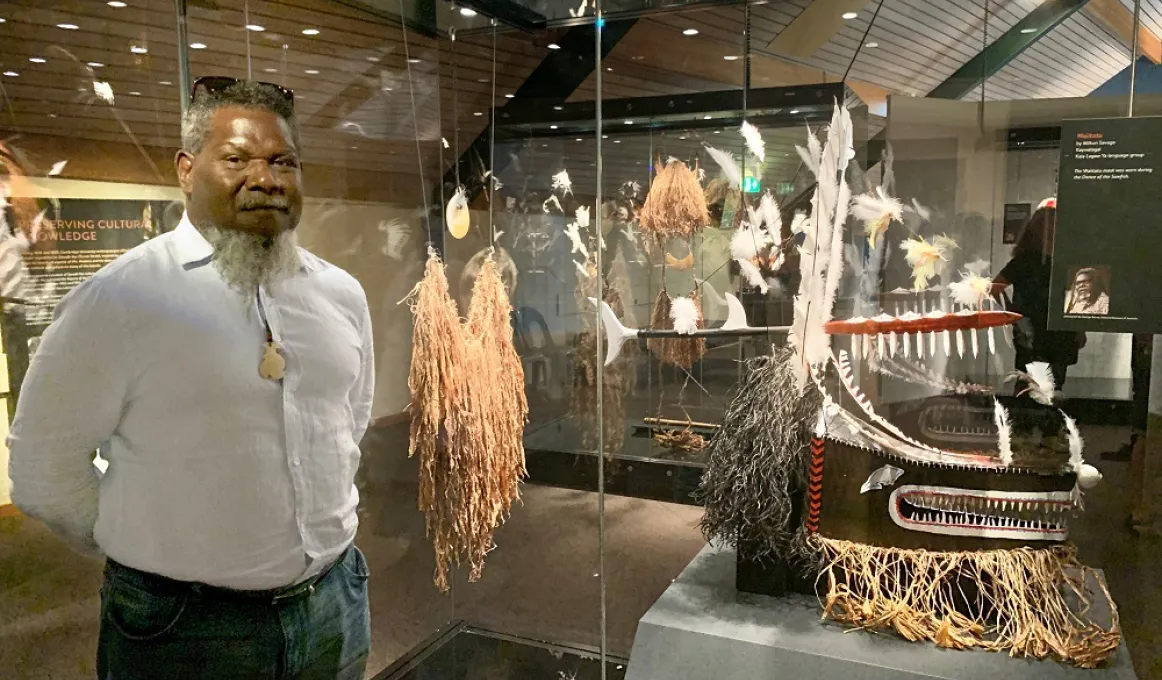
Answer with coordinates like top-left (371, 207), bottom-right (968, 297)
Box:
top-left (190, 76), bottom-right (294, 110)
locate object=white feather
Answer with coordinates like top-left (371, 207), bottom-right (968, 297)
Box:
top-left (1062, 412), bottom-right (1085, 472)
top-left (379, 218), bottom-right (410, 260)
top-left (730, 224), bottom-right (770, 260)
top-left (993, 399), bottom-right (1013, 466)
top-left (542, 195), bottom-right (564, 214)
top-left (575, 205), bottom-right (590, 228)
top-left (948, 272), bottom-right (992, 308)
top-left (851, 187), bottom-right (902, 223)
top-left (574, 260), bottom-right (592, 279)
top-left (564, 222), bottom-right (588, 258)
top-left (965, 258), bottom-right (991, 276)
top-left (1025, 362), bottom-right (1056, 405)
top-left (758, 192), bottom-right (782, 246)
top-left (670, 296), bottom-right (699, 335)
top-left (789, 212), bottom-right (809, 235)
top-left (703, 145), bottom-right (742, 189)
top-left (740, 121), bottom-right (765, 163)
top-left (93, 81), bottom-right (114, 104)
top-left (552, 169), bottom-right (573, 195)
top-left (736, 259), bottom-right (769, 294)
top-left (905, 197), bottom-right (931, 221)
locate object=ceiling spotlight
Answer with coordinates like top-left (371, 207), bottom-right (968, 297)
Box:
top-left (789, 109), bottom-right (800, 114)
top-left (159, 80), bottom-right (172, 85)
top-left (302, 28), bottom-right (320, 35)
top-left (624, 119), bottom-right (634, 124)
top-left (575, 138), bottom-right (582, 142)
top-left (548, 43), bottom-right (561, 50)
top-left (29, 57), bottom-right (46, 63)
top-left (366, 56), bottom-right (380, 62)
top-left (1020, 27), bottom-right (1037, 34)
top-left (614, 140), bottom-right (621, 143)
top-left (305, 69), bottom-right (319, 74)
top-left (473, 111), bottom-right (483, 116)
top-left (723, 55), bottom-right (740, 61)
top-left (407, 58), bottom-right (421, 64)
top-left (0, 18), bottom-right (5, 23)
top-left (477, 77), bottom-right (488, 83)
top-left (263, 67), bottom-right (277, 73)
top-left (108, 0), bottom-right (128, 6)
top-left (129, 91), bottom-right (141, 96)
top-left (88, 62), bottom-right (104, 67)
top-left (553, 105), bottom-right (563, 111)
top-left (842, 12), bottom-right (858, 19)
top-left (550, 125), bottom-right (558, 129)
top-left (2, 71), bottom-right (18, 77)
top-left (459, 6), bottom-right (477, 17)
top-left (703, 115), bottom-right (712, 120)
top-left (605, 66), bottom-right (613, 71)
top-left (190, 42), bottom-right (207, 49)
top-left (245, 24), bottom-right (265, 32)
top-left (682, 28), bottom-right (698, 36)
top-left (131, 45), bottom-right (148, 54)
top-left (713, 130), bottom-right (720, 134)
top-left (505, 93), bottom-right (515, 98)
top-left (57, 23), bottom-right (80, 30)
top-left (865, 41), bottom-right (878, 48)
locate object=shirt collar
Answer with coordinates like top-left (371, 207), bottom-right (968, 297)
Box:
top-left (174, 212), bottom-right (215, 269)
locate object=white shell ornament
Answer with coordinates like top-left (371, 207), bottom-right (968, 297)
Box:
top-left (1077, 463), bottom-right (1102, 490)
top-left (445, 188), bottom-right (470, 239)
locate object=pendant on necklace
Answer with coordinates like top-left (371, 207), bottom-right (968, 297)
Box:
top-left (259, 341), bottom-right (286, 381)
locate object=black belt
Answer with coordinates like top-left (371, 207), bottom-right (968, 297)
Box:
top-left (105, 547), bottom-right (349, 606)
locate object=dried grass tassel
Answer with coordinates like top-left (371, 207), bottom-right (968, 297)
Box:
top-left (638, 158), bottom-right (710, 240)
top-left (811, 536), bottom-right (1121, 668)
top-left (406, 252), bottom-right (528, 591)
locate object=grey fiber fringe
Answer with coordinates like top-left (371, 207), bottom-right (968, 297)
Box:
top-left (695, 346), bottom-right (822, 562)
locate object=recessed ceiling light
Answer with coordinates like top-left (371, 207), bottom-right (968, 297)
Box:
top-left (602, 135), bottom-right (609, 139)
top-left (789, 109), bottom-right (800, 114)
top-left (548, 43), bottom-right (561, 50)
top-left (302, 28), bottom-right (320, 35)
top-left (575, 138), bottom-right (582, 141)
top-left (108, 0), bottom-right (127, 6)
top-left (29, 57), bottom-right (46, 63)
top-left (459, 7), bottom-right (477, 16)
top-left (614, 139), bottom-right (621, 143)
top-left (263, 67), bottom-right (277, 73)
top-left (550, 125), bottom-right (558, 129)
top-left (2, 71), bottom-right (18, 77)
top-left (245, 24), bottom-right (265, 32)
top-left (631, 55), bottom-right (644, 60)
top-left (842, 12), bottom-right (858, 19)
top-left (865, 41), bottom-right (878, 48)
top-left (553, 105), bottom-right (563, 111)
top-left (190, 42), bottom-right (206, 49)
top-left (366, 56), bottom-right (380, 62)
top-left (159, 80), bottom-right (172, 85)
top-left (713, 130), bottom-right (720, 134)
top-left (129, 91), bottom-right (141, 96)
top-left (88, 62), bottom-right (104, 67)
top-left (605, 66), bottom-right (613, 71)
top-left (1020, 27), bottom-right (1037, 34)
top-left (57, 23), bottom-right (79, 30)
top-left (723, 55), bottom-right (740, 61)
top-left (624, 119), bottom-right (634, 124)
top-left (0, 17), bottom-right (6, 22)
top-left (477, 77), bottom-right (488, 83)
top-left (473, 111), bottom-right (483, 116)
top-left (505, 93), bottom-right (515, 98)
top-left (131, 46), bottom-right (148, 54)
top-left (408, 58), bottom-right (421, 64)
top-left (305, 69), bottom-right (319, 74)
top-left (703, 115), bottom-right (712, 120)
top-left (683, 28), bottom-right (698, 36)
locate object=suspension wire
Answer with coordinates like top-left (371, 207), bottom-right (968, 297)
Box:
top-left (489, 20), bottom-right (498, 248)
top-left (399, 0), bottom-right (433, 245)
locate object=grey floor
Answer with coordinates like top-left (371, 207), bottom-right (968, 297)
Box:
top-left (1, 423), bottom-right (1159, 679)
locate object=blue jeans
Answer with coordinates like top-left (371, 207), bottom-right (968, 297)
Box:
top-left (97, 545), bottom-right (371, 680)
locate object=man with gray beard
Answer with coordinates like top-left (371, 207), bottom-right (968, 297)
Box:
top-left (8, 78), bottom-right (374, 679)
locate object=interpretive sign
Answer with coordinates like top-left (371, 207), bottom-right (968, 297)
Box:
top-left (1050, 116), bottom-right (1162, 332)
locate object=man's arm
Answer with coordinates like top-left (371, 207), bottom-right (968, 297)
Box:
top-left (8, 276), bottom-right (128, 555)
top-left (349, 294), bottom-right (374, 446)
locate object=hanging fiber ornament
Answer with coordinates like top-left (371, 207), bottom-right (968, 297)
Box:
top-left (638, 157), bottom-right (710, 240)
top-left (647, 287), bottom-right (706, 369)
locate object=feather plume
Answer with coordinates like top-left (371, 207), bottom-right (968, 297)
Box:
top-left (758, 191), bottom-right (782, 246)
top-left (740, 121), bottom-right (766, 163)
top-left (552, 169), bottom-right (573, 195)
top-left (564, 222), bottom-right (588, 258)
top-left (575, 205), bottom-right (590, 228)
top-left (542, 195), bottom-right (564, 214)
top-left (949, 272), bottom-right (992, 309)
top-left (731, 223), bottom-right (771, 260)
top-left (934, 233), bottom-right (959, 253)
top-left (379, 218), bottom-right (411, 260)
top-left (93, 81), bottom-right (114, 104)
top-left (737, 259), bottom-right (769, 294)
top-left (900, 237), bottom-right (948, 290)
top-left (851, 186), bottom-right (902, 249)
top-left (796, 123), bottom-right (822, 175)
top-left (703, 145), bottom-right (742, 189)
top-left (993, 399), bottom-right (1013, 466)
top-left (789, 211), bottom-right (809, 235)
top-left (1062, 412), bottom-right (1085, 472)
top-left (1007, 361), bottom-right (1056, 405)
top-left (670, 296), bottom-right (700, 335)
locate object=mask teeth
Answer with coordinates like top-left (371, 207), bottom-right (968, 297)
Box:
top-left (888, 331), bottom-right (897, 358)
top-left (863, 333), bottom-right (872, 358)
top-left (956, 329), bottom-right (966, 358)
top-left (943, 329), bottom-right (952, 355)
top-left (903, 332), bottom-right (911, 359)
top-left (929, 331), bottom-right (937, 356)
top-left (971, 328), bottom-right (980, 358)
top-left (877, 333), bottom-right (885, 359)
top-left (988, 326), bottom-right (996, 355)
top-left (916, 333), bottom-right (925, 358)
